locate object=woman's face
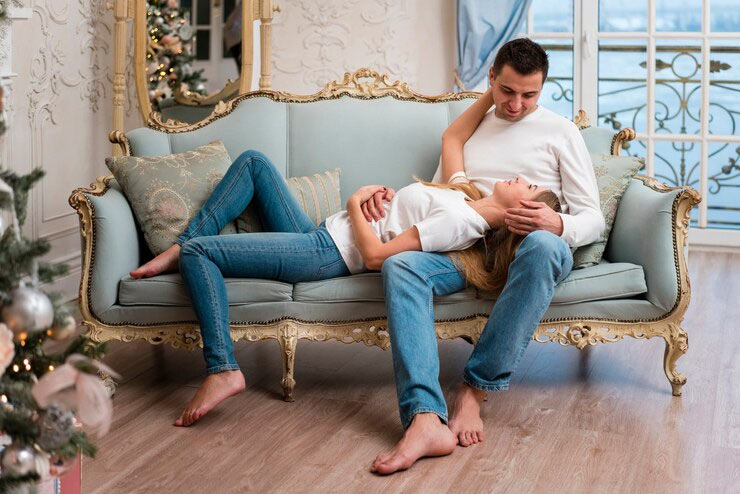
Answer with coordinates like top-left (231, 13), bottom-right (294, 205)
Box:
top-left (493, 177), bottom-right (547, 209)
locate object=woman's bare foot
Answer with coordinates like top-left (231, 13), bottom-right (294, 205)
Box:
top-left (371, 413), bottom-right (457, 475)
top-left (130, 244), bottom-right (181, 279)
top-left (449, 383), bottom-right (486, 447)
top-left (174, 370), bottom-right (246, 427)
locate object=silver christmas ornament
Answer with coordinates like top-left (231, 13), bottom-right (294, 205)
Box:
top-left (178, 24), bottom-right (194, 41)
top-left (37, 406), bottom-right (76, 450)
top-left (47, 315), bottom-right (77, 341)
top-left (0, 443), bottom-right (36, 476)
top-left (155, 16), bottom-right (164, 25)
top-left (1, 287), bottom-right (54, 338)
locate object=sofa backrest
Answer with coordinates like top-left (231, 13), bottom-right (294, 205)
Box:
top-left (126, 93), bottom-right (618, 202)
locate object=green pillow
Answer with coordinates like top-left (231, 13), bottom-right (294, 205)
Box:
top-left (236, 168), bottom-right (342, 233)
top-left (105, 141), bottom-right (237, 256)
top-left (572, 153), bottom-right (645, 269)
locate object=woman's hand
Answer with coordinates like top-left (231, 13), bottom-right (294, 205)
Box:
top-left (350, 186), bottom-right (395, 220)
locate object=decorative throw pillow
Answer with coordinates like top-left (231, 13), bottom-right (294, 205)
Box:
top-left (572, 153), bottom-right (645, 269)
top-left (236, 168), bottom-right (342, 233)
top-left (105, 141), bottom-right (237, 255)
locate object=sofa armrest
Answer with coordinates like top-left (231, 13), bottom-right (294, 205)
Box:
top-left (69, 177), bottom-right (142, 318)
top-left (604, 176), bottom-right (701, 314)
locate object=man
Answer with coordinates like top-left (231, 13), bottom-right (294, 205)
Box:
top-left (365, 38), bottom-right (604, 474)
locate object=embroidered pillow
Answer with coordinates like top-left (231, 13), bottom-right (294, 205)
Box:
top-left (105, 141), bottom-right (237, 255)
top-left (572, 153), bottom-right (645, 269)
top-left (236, 168), bottom-right (342, 233)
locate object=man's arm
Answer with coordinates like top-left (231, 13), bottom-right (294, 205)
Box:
top-left (503, 124), bottom-right (603, 247)
top-left (347, 186), bottom-right (421, 270)
top-left (440, 88), bottom-right (495, 182)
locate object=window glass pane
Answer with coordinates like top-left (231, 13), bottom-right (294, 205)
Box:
top-left (711, 0), bottom-right (740, 32)
top-left (655, 0), bottom-right (701, 32)
top-left (709, 40), bottom-right (740, 136)
top-left (708, 142), bottom-right (740, 229)
top-left (195, 29), bottom-right (210, 60)
top-left (531, 0), bottom-right (572, 33)
top-left (653, 140), bottom-right (700, 225)
top-left (654, 40), bottom-right (702, 135)
top-left (599, 0), bottom-right (646, 32)
top-left (196, 0), bottom-right (211, 25)
top-left (598, 39), bottom-right (647, 133)
top-left (535, 39), bottom-right (573, 119)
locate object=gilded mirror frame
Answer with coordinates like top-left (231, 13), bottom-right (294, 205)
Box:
top-left (121, 0), bottom-right (277, 134)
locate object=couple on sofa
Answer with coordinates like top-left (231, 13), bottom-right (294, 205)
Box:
top-left (131, 39), bottom-right (603, 474)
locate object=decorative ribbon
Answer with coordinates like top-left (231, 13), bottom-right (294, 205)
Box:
top-left (32, 355), bottom-right (121, 436)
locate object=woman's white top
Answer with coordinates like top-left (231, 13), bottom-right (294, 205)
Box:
top-left (325, 183), bottom-right (490, 274)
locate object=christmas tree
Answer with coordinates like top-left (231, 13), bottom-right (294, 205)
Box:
top-left (0, 87), bottom-right (111, 491)
top-left (146, 0), bottom-right (208, 109)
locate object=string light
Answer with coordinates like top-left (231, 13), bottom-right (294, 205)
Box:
top-left (1, 395), bottom-right (6, 403)
top-left (48, 365), bottom-right (55, 371)
top-left (12, 364), bottom-right (19, 373)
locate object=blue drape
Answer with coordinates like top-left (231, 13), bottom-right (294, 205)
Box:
top-left (456, 0), bottom-right (532, 90)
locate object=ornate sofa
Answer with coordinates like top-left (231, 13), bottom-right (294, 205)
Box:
top-left (69, 69), bottom-right (700, 401)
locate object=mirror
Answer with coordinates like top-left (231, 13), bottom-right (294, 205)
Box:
top-left (132, 0), bottom-right (277, 128)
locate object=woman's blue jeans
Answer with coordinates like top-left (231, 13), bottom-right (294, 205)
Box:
top-left (175, 150), bottom-right (349, 374)
top-left (381, 231), bottom-right (573, 429)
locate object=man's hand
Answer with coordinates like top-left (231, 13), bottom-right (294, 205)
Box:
top-left (504, 200), bottom-right (564, 236)
top-left (359, 187), bottom-right (395, 222)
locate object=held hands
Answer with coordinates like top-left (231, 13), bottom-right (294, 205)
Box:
top-left (350, 185), bottom-right (396, 222)
top-left (504, 200), bottom-right (564, 236)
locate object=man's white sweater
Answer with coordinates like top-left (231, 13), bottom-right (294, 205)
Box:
top-left (433, 105), bottom-right (604, 248)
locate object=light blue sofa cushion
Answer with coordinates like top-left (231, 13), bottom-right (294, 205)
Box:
top-left (479, 260), bottom-right (647, 304)
top-left (118, 273), bottom-right (293, 306)
top-left (293, 273), bottom-right (478, 304)
top-left (294, 260), bottom-right (646, 307)
top-left (116, 259), bottom-right (645, 309)
top-left (95, 298), bottom-right (666, 326)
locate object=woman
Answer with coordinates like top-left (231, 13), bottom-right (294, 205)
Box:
top-left (130, 150), bottom-right (559, 427)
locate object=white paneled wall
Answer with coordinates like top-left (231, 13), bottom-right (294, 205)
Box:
top-left (270, 0), bottom-right (457, 95)
top-left (9, 0), bottom-right (139, 299)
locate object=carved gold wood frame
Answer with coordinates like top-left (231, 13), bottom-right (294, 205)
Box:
top-left (112, 0), bottom-right (279, 146)
top-left (76, 69), bottom-right (700, 401)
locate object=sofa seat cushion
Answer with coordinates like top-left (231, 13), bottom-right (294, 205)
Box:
top-left (293, 273), bottom-right (478, 304)
top-left (118, 273), bottom-right (293, 306)
top-left (478, 260), bottom-right (647, 305)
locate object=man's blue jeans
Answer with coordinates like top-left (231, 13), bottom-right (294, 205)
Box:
top-left (175, 150), bottom-right (349, 374)
top-left (382, 231), bottom-right (573, 429)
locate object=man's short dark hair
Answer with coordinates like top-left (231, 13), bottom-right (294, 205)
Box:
top-left (492, 38), bottom-right (549, 82)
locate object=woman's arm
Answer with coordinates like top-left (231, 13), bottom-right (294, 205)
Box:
top-left (346, 186), bottom-right (422, 271)
top-left (440, 87), bottom-right (494, 182)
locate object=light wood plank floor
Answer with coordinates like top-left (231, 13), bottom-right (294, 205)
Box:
top-left (81, 251), bottom-right (740, 494)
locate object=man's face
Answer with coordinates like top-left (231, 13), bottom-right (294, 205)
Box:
top-left (489, 64), bottom-right (544, 122)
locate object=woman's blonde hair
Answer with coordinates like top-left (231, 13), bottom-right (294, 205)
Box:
top-left (417, 178), bottom-right (561, 294)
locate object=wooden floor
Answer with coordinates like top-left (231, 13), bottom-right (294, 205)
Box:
top-left (81, 251), bottom-right (740, 494)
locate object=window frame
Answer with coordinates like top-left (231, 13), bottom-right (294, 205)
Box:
top-left (525, 0), bottom-right (740, 248)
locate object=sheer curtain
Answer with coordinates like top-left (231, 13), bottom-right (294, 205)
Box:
top-left (456, 0), bottom-right (532, 91)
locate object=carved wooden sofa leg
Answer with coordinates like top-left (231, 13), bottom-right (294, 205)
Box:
top-left (99, 370), bottom-right (117, 398)
top-left (663, 325), bottom-right (689, 396)
top-left (278, 324), bottom-right (298, 402)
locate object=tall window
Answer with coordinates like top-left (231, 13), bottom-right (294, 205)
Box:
top-left (521, 0), bottom-right (740, 248)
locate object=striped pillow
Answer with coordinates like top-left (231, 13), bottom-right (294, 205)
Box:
top-left (236, 168), bottom-right (342, 233)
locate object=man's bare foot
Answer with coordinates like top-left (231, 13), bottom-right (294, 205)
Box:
top-left (130, 244), bottom-right (181, 279)
top-left (371, 413), bottom-right (456, 475)
top-left (174, 370), bottom-right (246, 427)
top-left (449, 383), bottom-right (486, 447)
